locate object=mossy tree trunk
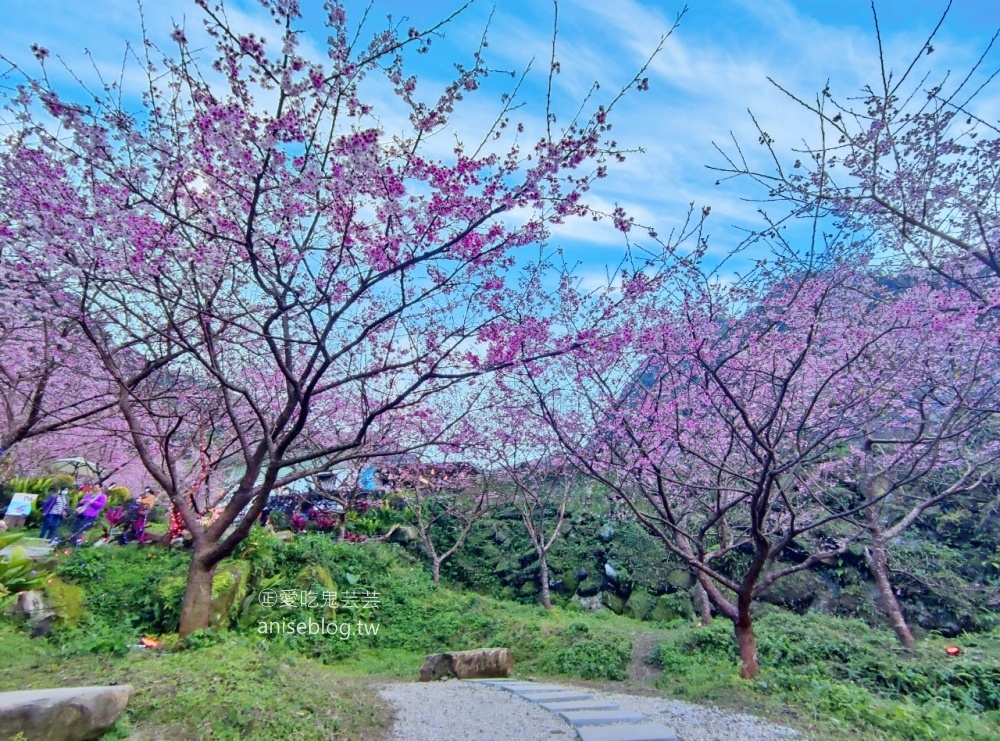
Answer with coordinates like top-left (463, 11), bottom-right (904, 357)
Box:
top-left (866, 537), bottom-right (915, 648)
top-left (694, 581), bottom-right (713, 626)
top-left (179, 550), bottom-right (218, 638)
top-left (735, 594), bottom-right (759, 679)
top-left (539, 552), bottom-right (552, 610)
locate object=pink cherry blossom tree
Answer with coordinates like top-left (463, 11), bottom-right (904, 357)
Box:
top-left (837, 281), bottom-right (1000, 647)
top-left (706, 10), bottom-right (1000, 649)
top-left (531, 263), bottom-right (1000, 677)
top-left (712, 4), bottom-right (1000, 303)
top-left (0, 0), bottom-right (678, 634)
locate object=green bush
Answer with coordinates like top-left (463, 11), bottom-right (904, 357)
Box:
top-left (654, 611), bottom-right (1000, 739)
top-left (106, 486), bottom-right (131, 507)
top-left (54, 545), bottom-right (190, 638)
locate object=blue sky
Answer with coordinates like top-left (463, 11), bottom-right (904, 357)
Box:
top-left (3, 0), bottom-right (999, 284)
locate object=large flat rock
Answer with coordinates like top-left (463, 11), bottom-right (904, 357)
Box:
top-left (516, 690), bottom-right (593, 703)
top-left (500, 684), bottom-right (571, 693)
top-left (539, 699), bottom-right (620, 711)
top-left (0, 685), bottom-right (133, 741)
top-left (576, 722), bottom-right (679, 741)
top-left (559, 708), bottom-right (647, 726)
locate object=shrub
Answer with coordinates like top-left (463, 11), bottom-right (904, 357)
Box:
top-left (54, 545), bottom-right (189, 637)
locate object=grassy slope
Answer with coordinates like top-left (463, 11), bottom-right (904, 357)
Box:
top-left (0, 629), bottom-right (390, 740)
top-left (3, 534), bottom-right (1000, 739)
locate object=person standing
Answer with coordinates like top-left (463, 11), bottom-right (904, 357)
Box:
top-left (70, 487), bottom-right (107, 545)
top-left (139, 486), bottom-right (157, 512)
top-left (39, 488), bottom-right (69, 541)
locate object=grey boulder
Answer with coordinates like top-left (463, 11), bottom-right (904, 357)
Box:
top-left (0, 685), bottom-right (133, 741)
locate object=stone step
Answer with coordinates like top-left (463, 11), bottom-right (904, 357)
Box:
top-left (517, 691), bottom-right (593, 703)
top-left (539, 700), bottom-right (620, 712)
top-left (559, 709), bottom-right (647, 727)
top-left (575, 722), bottom-right (679, 741)
top-left (501, 684), bottom-right (571, 693)
top-left (462, 678), bottom-right (508, 683)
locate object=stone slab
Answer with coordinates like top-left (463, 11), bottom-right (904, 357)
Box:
top-left (576, 722), bottom-right (679, 741)
top-left (559, 709), bottom-right (647, 727)
top-left (0, 685), bottom-right (133, 741)
top-left (501, 684), bottom-right (569, 693)
top-left (539, 700), bottom-right (620, 712)
top-left (516, 691), bottom-right (593, 703)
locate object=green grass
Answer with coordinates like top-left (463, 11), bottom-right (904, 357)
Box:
top-left (7, 531), bottom-right (1000, 740)
top-left (651, 611), bottom-right (1000, 740)
top-left (0, 628), bottom-right (390, 739)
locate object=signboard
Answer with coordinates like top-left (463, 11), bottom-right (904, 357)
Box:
top-left (4, 492), bottom-right (37, 517)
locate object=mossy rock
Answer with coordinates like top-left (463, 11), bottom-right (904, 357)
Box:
top-left (759, 569), bottom-right (826, 614)
top-left (555, 571), bottom-right (579, 595)
top-left (296, 563), bottom-right (336, 591)
top-left (624, 589), bottom-right (656, 621)
top-left (42, 576), bottom-right (86, 625)
top-left (549, 592), bottom-right (571, 608)
top-left (388, 525), bottom-right (419, 543)
top-left (601, 591), bottom-right (625, 614)
top-left (518, 581), bottom-right (539, 598)
top-left (665, 569), bottom-right (694, 590)
top-left (650, 592), bottom-right (694, 622)
top-left (577, 573), bottom-right (602, 597)
top-left (209, 560), bottom-right (251, 630)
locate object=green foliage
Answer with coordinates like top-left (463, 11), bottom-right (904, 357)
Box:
top-left (0, 531), bottom-right (25, 551)
top-left (106, 486), bottom-right (131, 507)
top-left (54, 545), bottom-right (189, 639)
top-left (153, 560), bottom-right (252, 633)
top-left (0, 628), bottom-right (391, 739)
top-left (2, 477), bottom-right (53, 528)
top-left (169, 532), bottom-right (633, 680)
top-left (5, 476), bottom-right (54, 495)
top-left (346, 501), bottom-right (410, 537)
top-left (13, 529), bottom-right (1000, 737)
top-left (654, 611), bottom-right (1000, 739)
top-left (0, 539), bottom-right (49, 604)
top-left (49, 614), bottom-right (137, 655)
top-left (533, 621), bottom-right (631, 680)
top-left (48, 474), bottom-right (76, 491)
top-left (42, 575), bottom-right (86, 625)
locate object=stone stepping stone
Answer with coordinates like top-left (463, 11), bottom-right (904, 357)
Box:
top-left (538, 699), bottom-right (620, 712)
top-left (517, 691), bottom-right (593, 703)
top-left (576, 722), bottom-right (679, 741)
top-left (502, 684), bottom-right (571, 694)
top-left (559, 709), bottom-right (647, 726)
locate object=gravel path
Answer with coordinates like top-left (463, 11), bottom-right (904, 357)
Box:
top-left (377, 681), bottom-right (803, 741)
top-left (591, 692), bottom-right (801, 740)
top-left (377, 681), bottom-right (575, 740)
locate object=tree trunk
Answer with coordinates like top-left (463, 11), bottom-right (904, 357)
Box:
top-left (867, 540), bottom-right (915, 648)
top-left (432, 559), bottom-right (441, 584)
top-left (539, 552), bottom-right (552, 610)
top-left (178, 550), bottom-right (217, 637)
top-left (734, 596), bottom-right (758, 679)
top-left (695, 580), bottom-right (713, 625)
top-left (338, 515), bottom-right (347, 541)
